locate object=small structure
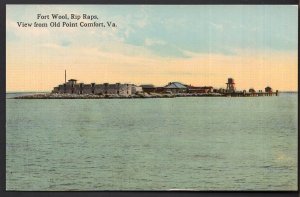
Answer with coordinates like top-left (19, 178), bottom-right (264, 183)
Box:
top-left (249, 88), bottom-right (256, 93)
top-left (186, 85), bottom-right (213, 93)
top-left (154, 87), bottom-right (165, 93)
top-left (140, 84), bottom-right (156, 93)
top-left (265, 86), bottom-right (273, 93)
top-left (226, 78), bottom-right (236, 93)
top-left (218, 88), bottom-right (226, 94)
top-left (132, 85), bottom-right (143, 94)
top-left (67, 79), bottom-right (77, 85)
top-left (62, 79), bottom-right (78, 94)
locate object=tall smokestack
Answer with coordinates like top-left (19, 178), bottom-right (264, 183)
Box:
top-left (65, 70), bottom-right (66, 84)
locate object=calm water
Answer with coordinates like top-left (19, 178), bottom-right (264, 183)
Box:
top-left (6, 93), bottom-right (298, 190)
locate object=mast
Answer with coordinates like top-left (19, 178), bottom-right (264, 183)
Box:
top-left (65, 70), bottom-right (66, 84)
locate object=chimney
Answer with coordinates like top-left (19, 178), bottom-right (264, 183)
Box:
top-left (65, 70), bottom-right (66, 84)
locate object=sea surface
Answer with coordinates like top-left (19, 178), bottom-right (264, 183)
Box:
top-left (6, 93), bottom-right (298, 190)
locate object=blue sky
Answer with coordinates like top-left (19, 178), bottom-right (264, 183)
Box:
top-left (6, 5), bottom-right (298, 91)
top-left (7, 5), bottom-right (297, 57)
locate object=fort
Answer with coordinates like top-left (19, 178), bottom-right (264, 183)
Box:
top-left (14, 70), bottom-right (279, 99)
top-left (52, 79), bottom-right (142, 96)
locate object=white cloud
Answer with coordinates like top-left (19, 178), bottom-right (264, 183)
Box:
top-left (144, 38), bottom-right (166, 46)
top-left (40, 43), bottom-right (63, 49)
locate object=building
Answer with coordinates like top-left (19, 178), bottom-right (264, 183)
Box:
top-left (226, 78), bottom-right (236, 93)
top-left (186, 85), bottom-right (213, 93)
top-left (132, 85), bottom-right (143, 94)
top-left (164, 82), bottom-right (187, 93)
top-left (141, 82), bottom-right (214, 94)
top-left (140, 84), bottom-right (156, 93)
top-left (52, 79), bottom-right (141, 96)
top-left (249, 88), bottom-right (256, 93)
top-left (265, 86), bottom-right (273, 93)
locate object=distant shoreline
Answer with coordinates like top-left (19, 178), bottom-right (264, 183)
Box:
top-left (6, 91), bottom-right (298, 94)
top-left (9, 92), bottom-right (285, 99)
top-left (11, 93), bottom-right (225, 99)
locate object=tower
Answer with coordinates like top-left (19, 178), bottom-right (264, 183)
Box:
top-left (226, 78), bottom-right (236, 93)
top-left (64, 70), bottom-right (67, 93)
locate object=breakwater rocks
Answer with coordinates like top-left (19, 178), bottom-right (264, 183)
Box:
top-left (13, 92), bottom-right (225, 99)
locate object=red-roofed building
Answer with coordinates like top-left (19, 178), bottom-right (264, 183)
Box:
top-left (186, 85), bottom-right (213, 93)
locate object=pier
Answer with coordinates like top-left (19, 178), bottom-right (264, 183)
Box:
top-left (223, 78), bottom-right (278, 97)
top-left (225, 91), bottom-right (278, 97)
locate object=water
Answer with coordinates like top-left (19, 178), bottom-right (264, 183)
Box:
top-left (6, 93), bottom-right (298, 190)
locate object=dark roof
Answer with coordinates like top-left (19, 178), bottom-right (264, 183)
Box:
top-left (201, 86), bottom-right (213, 89)
top-left (187, 86), bottom-right (213, 90)
top-left (164, 82), bottom-right (187, 89)
top-left (68, 79), bottom-right (77, 81)
top-left (141, 84), bottom-right (155, 88)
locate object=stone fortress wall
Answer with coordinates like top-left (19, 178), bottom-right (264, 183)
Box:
top-left (52, 79), bottom-right (142, 96)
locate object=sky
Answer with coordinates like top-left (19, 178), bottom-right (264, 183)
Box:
top-left (6, 5), bottom-right (298, 92)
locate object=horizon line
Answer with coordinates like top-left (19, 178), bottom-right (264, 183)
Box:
top-left (6, 90), bottom-right (299, 93)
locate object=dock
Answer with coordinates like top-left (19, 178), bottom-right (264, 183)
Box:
top-left (225, 91), bottom-right (279, 97)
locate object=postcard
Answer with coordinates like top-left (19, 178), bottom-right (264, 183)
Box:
top-left (6, 5), bottom-right (298, 191)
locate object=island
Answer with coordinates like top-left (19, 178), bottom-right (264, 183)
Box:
top-left (13, 72), bottom-right (279, 99)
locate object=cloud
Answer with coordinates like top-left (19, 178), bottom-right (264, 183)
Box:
top-left (40, 43), bottom-right (62, 49)
top-left (60, 40), bottom-right (72, 47)
top-left (144, 38), bottom-right (166, 46)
